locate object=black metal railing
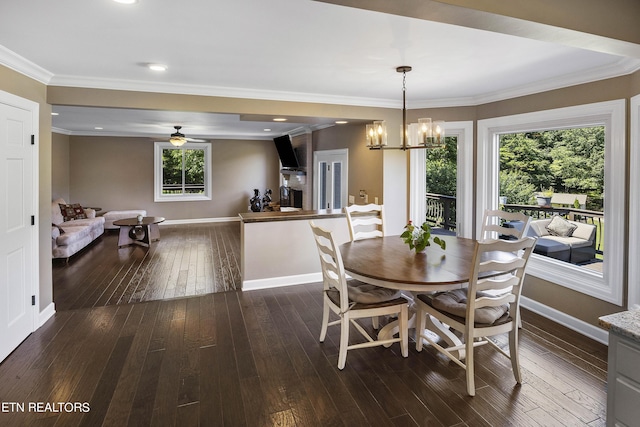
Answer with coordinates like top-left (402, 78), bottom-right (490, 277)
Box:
top-left (502, 203), bottom-right (604, 255)
top-left (425, 193), bottom-right (456, 232)
top-left (162, 183), bottom-right (205, 194)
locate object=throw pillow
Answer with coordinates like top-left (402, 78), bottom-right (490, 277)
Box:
top-left (546, 215), bottom-right (577, 237)
top-left (59, 203), bottom-right (87, 222)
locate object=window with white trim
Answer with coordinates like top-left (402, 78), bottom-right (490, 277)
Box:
top-left (628, 94), bottom-right (640, 309)
top-left (154, 142), bottom-right (212, 202)
top-left (477, 100), bottom-right (625, 305)
top-left (410, 121), bottom-right (474, 238)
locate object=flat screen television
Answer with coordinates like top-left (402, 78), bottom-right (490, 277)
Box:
top-left (273, 135), bottom-right (300, 169)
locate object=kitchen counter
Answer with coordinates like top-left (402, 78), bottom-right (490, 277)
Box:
top-left (238, 209), bottom-right (344, 223)
top-left (599, 310), bottom-right (640, 343)
top-left (239, 209), bottom-right (350, 290)
top-left (599, 309), bottom-right (640, 426)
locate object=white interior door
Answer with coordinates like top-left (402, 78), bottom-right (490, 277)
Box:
top-left (0, 92), bottom-right (37, 363)
top-left (313, 149), bottom-right (348, 210)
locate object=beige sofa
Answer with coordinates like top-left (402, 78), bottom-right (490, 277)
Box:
top-left (51, 198), bottom-right (105, 260)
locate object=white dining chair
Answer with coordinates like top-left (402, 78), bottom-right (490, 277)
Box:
top-left (480, 209), bottom-right (532, 328)
top-left (415, 236), bottom-right (537, 396)
top-left (309, 221), bottom-right (409, 370)
top-left (343, 203), bottom-right (389, 329)
top-left (479, 209), bottom-right (532, 242)
top-left (343, 203), bottom-right (386, 242)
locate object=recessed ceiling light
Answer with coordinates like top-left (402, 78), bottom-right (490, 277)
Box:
top-left (148, 63), bottom-right (167, 71)
top-left (94, 127), bottom-right (103, 130)
top-left (51, 112), bottom-right (59, 116)
top-left (335, 120), bottom-right (348, 124)
top-left (263, 128), bottom-right (271, 132)
top-left (113, 0), bottom-right (138, 4)
top-left (273, 118), bottom-right (287, 122)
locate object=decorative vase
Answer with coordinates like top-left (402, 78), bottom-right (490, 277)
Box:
top-left (250, 189), bottom-right (262, 212)
top-left (136, 214), bottom-right (144, 223)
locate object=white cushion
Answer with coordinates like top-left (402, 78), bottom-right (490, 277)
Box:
top-left (103, 210), bottom-right (147, 229)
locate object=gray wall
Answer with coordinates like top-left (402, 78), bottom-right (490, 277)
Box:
top-left (313, 123), bottom-right (384, 205)
top-left (66, 136), bottom-right (280, 220)
top-left (51, 132), bottom-right (70, 202)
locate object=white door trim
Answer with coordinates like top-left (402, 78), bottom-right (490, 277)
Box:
top-left (629, 94), bottom-right (640, 309)
top-left (0, 89), bottom-right (39, 361)
top-left (313, 148), bottom-right (348, 210)
top-left (409, 121), bottom-right (474, 237)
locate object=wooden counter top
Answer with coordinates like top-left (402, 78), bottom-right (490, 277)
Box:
top-left (238, 209), bottom-right (345, 223)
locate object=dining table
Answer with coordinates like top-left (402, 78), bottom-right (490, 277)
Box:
top-left (339, 235), bottom-right (511, 358)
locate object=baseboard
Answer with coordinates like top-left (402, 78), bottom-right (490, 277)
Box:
top-left (161, 216), bottom-right (240, 225)
top-left (243, 273), bottom-right (322, 291)
top-left (38, 302), bottom-right (56, 328)
top-left (520, 296), bottom-right (609, 345)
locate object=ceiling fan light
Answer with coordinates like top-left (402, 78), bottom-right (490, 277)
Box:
top-left (169, 136), bottom-right (187, 147)
top-left (169, 125), bottom-right (187, 147)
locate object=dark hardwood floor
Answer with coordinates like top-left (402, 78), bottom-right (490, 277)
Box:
top-left (52, 222), bottom-right (241, 311)
top-left (0, 222), bottom-right (608, 426)
top-left (1, 293), bottom-right (607, 426)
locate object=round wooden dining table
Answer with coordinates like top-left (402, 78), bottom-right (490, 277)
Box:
top-left (339, 235), bottom-right (504, 357)
top-left (339, 235), bottom-right (484, 292)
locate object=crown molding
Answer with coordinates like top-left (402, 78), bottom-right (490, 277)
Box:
top-left (5, 43), bottom-right (638, 109)
top-left (50, 56), bottom-right (640, 109)
top-left (0, 45), bottom-right (53, 84)
top-left (409, 57), bottom-right (640, 108)
top-left (50, 128), bottom-right (281, 141)
top-left (48, 74), bottom-right (402, 109)
top-left (51, 127), bottom-right (72, 135)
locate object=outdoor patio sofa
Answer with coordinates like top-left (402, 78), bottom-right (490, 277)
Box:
top-left (526, 216), bottom-right (597, 264)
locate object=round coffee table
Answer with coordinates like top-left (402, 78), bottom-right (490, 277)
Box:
top-left (113, 216), bottom-right (165, 248)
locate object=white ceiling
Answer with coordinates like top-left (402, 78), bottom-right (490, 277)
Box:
top-left (0, 0), bottom-right (637, 139)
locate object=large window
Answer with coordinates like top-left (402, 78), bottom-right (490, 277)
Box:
top-left (629, 94), bottom-right (640, 309)
top-left (499, 127), bottom-right (605, 268)
top-left (477, 100), bottom-right (625, 305)
top-left (154, 142), bottom-right (211, 202)
top-left (410, 121), bottom-right (474, 238)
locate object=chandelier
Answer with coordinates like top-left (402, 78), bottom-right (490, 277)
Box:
top-left (366, 66), bottom-right (445, 150)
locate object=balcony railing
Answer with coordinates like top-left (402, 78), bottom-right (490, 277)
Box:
top-left (425, 193), bottom-right (456, 232)
top-left (502, 203), bottom-right (604, 256)
top-left (424, 197), bottom-right (604, 260)
top-left (162, 183), bottom-right (205, 194)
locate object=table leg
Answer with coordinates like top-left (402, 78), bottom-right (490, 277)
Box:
top-left (377, 291), bottom-right (465, 360)
top-left (117, 224), bottom-right (154, 248)
top-left (422, 315), bottom-right (465, 360)
top-left (148, 223), bottom-right (161, 242)
top-left (137, 225), bottom-right (151, 245)
top-left (117, 225), bottom-right (134, 247)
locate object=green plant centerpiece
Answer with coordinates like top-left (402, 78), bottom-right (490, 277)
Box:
top-left (401, 220), bottom-right (446, 253)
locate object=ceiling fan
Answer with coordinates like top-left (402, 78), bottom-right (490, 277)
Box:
top-left (168, 125), bottom-right (205, 146)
